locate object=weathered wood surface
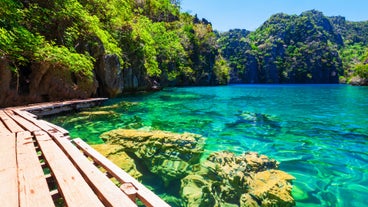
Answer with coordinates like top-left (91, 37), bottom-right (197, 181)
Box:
top-left (52, 134), bottom-right (137, 207)
top-left (43, 121), bottom-right (69, 135)
top-left (34, 130), bottom-right (105, 207)
top-left (0, 118), bottom-right (10, 134)
top-left (0, 98), bottom-right (170, 207)
top-left (0, 110), bottom-right (25, 133)
top-left (21, 98), bottom-right (108, 117)
top-left (5, 110), bottom-right (40, 132)
top-left (0, 132), bottom-right (18, 207)
top-left (17, 131), bottom-right (55, 207)
top-left (74, 138), bottom-right (171, 207)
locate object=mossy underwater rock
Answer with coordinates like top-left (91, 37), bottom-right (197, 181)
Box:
top-left (91, 144), bottom-right (142, 180)
top-left (100, 129), bottom-right (205, 185)
top-left (99, 129), bottom-right (295, 206)
top-left (78, 110), bottom-right (118, 118)
top-left (181, 151), bottom-right (295, 207)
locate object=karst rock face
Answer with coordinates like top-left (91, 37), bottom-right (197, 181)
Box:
top-left (0, 59), bottom-right (98, 107)
top-left (95, 54), bottom-right (124, 97)
top-left (219, 11), bottom-right (346, 84)
top-left (349, 76), bottom-right (368, 86)
top-left (28, 62), bottom-right (98, 100)
top-left (180, 151), bottom-right (295, 207)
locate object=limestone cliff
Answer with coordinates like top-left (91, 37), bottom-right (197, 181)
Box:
top-left (218, 10), bottom-right (368, 84)
top-left (0, 0), bottom-right (229, 107)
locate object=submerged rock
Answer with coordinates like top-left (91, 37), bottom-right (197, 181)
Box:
top-left (244, 170), bottom-right (295, 206)
top-left (236, 111), bottom-right (280, 129)
top-left (226, 111), bottom-right (282, 138)
top-left (98, 101), bottom-right (139, 110)
top-left (100, 129), bottom-right (205, 185)
top-left (180, 151), bottom-right (295, 207)
top-left (79, 110), bottom-right (116, 116)
top-left (98, 129), bottom-right (295, 206)
top-left (77, 110), bottom-right (119, 120)
top-left (91, 144), bottom-right (142, 180)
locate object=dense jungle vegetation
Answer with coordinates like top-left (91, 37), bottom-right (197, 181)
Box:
top-left (0, 0), bottom-right (230, 106)
top-left (218, 10), bottom-right (368, 84)
top-left (0, 1), bottom-right (367, 107)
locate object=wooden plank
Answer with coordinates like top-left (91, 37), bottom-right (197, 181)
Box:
top-left (13, 110), bottom-right (66, 135)
top-left (22, 110), bottom-right (38, 119)
top-left (34, 120), bottom-right (57, 132)
top-left (33, 130), bottom-right (105, 207)
top-left (17, 131), bottom-right (55, 207)
top-left (14, 108), bottom-right (67, 136)
top-left (51, 134), bottom-right (137, 207)
top-left (20, 98), bottom-right (108, 117)
top-left (120, 183), bottom-right (138, 201)
top-left (44, 121), bottom-right (69, 136)
top-left (13, 109), bottom-right (38, 119)
top-left (0, 118), bottom-right (11, 134)
top-left (0, 110), bottom-right (24, 133)
top-left (23, 103), bottom-right (71, 117)
top-left (5, 110), bottom-right (40, 132)
top-left (12, 110), bottom-right (48, 133)
top-left (0, 132), bottom-right (18, 207)
top-left (3, 109), bottom-right (16, 115)
top-left (73, 138), bottom-right (170, 207)
top-left (12, 110), bottom-right (68, 136)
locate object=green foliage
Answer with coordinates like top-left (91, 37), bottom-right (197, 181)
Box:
top-left (0, 0), bottom-right (22, 29)
top-left (34, 44), bottom-right (95, 78)
top-left (347, 49), bottom-right (368, 80)
top-left (4, 1), bottom-right (368, 89)
top-left (1, 0), bottom-right (229, 93)
top-left (0, 0), bottom-right (96, 80)
top-left (130, 16), bottom-right (160, 76)
top-left (116, 9), bottom-right (226, 85)
top-left (57, 0), bottom-right (122, 56)
top-left (340, 43), bottom-right (366, 71)
top-left (79, 0), bottom-right (133, 29)
top-left (0, 27), bottom-right (44, 65)
top-left (217, 29), bottom-right (251, 75)
top-left (330, 16), bottom-right (368, 45)
top-left (213, 55), bottom-right (230, 84)
top-left (219, 10), bottom-right (345, 84)
top-left (134, 0), bottom-right (180, 22)
top-left (354, 63), bottom-right (368, 79)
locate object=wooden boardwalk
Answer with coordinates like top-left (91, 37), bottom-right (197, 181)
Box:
top-left (0, 98), bottom-right (170, 207)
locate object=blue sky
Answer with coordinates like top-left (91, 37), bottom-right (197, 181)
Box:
top-left (180, 0), bottom-right (368, 31)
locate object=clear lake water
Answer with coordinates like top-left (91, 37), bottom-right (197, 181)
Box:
top-left (49, 84), bottom-right (368, 207)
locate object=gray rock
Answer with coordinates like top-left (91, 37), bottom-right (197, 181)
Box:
top-left (96, 54), bottom-right (124, 97)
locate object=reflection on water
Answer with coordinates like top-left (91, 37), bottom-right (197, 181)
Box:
top-left (50, 84), bottom-right (368, 207)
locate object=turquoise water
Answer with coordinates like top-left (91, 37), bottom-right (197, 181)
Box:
top-left (50, 84), bottom-right (368, 206)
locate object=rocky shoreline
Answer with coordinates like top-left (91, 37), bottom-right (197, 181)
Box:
top-left (93, 129), bottom-right (295, 207)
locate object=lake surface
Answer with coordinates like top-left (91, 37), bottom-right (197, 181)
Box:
top-left (50, 84), bottom-right (368, 207)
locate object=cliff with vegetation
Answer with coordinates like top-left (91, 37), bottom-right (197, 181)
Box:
top-left (0, 0), bottom-right (229, 107)
top-left (218, 10), bottom-right (368, 85)
top-left (1, 3), bottom-right (368, 107)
